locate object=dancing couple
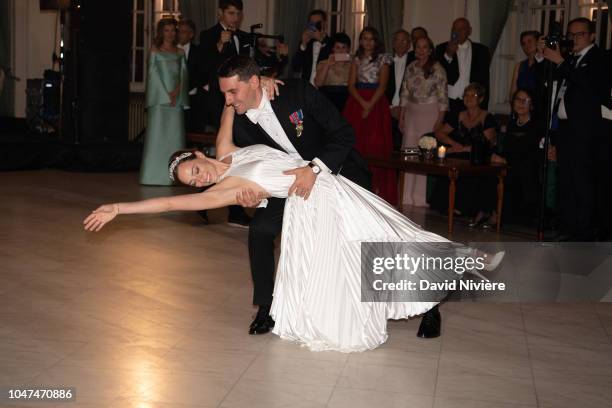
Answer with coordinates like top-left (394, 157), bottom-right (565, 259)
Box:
top-left (84, 55), bottom-right (501, 352)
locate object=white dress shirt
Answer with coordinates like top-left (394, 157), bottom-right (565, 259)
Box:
top-left (557, 43), bottom-right (595, 120)
top-left (391, 53), bottom-right (408, 107)
top-left (245, 92), bottom-right (330, 172)
top-left (446, 40), bottom-right (472, 100)
top-left (309, 41), bottom-right (323, 85)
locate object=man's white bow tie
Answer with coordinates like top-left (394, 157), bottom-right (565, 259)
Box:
top-left (246, 104), bottom-right (274, 124)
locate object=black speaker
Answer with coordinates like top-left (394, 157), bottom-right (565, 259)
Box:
top-left (62, 0), bottom-right (132, 143)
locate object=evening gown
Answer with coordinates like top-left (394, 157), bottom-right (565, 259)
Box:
top-left (220, 144), bottom-right (474, 352)
top-left (140, 50), bottom-right (189, 185)
top-left (343, 54), bottom-right (398, 205)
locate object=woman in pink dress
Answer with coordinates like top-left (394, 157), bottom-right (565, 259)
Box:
top-left (399, 37), bottom-right (448, 207)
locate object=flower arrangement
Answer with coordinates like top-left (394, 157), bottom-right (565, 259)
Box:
top-left (418, 135), bottom-right (437, 150)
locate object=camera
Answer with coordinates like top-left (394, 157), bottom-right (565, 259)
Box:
top-left (545, 21), bottom-right (574, 50)
top-left (307, 21), bottom-right (323, 32)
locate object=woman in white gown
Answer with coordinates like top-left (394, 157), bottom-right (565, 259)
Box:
top-left (85, 106), bottom-right (498, 352)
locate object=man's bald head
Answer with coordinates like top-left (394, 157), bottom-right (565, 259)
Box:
top-left (451, 17), bottom-right (472, 44)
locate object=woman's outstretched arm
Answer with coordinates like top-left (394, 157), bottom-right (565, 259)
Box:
top-left (83, 178), bottom-right (268, 232)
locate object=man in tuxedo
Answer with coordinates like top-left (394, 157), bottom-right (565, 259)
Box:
top-left (540, 17), bottom-right (606, 241)
top-left (386, 29), bottom-right (411, 151)
top-left (291, 9), bottom-right (332, 85)
top-left (199, 0), bottom-right (253, 227)
top-left (218, 55), bottom-right (445, 339)
top-left (178, 19), bottom-right (206, 132)
top-left (217, 55), bottom-right (370, 334)
top-left (598, 48), bottom-right (612, 240)
top-left (199, 0), bottom-right (253, 127)
top-left (435, 18), bottom-right (490, 115)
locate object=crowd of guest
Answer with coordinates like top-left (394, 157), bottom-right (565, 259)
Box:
top-left (138, 0), bottom-right (612, 240)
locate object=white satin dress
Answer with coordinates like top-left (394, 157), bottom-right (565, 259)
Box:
top-left (221, 145), bottom-right (463, 352)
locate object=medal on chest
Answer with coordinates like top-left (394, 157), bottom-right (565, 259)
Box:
top-left (289, 109), bottom-right (304, 137)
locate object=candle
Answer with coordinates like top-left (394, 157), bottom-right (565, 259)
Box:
top-left (438, 145), bottom-right (446, 159)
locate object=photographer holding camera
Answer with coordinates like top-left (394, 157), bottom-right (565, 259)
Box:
top-left (538, 17), bottom-right (606, 241)
top-left (292, 9), bottom-right (332, 85)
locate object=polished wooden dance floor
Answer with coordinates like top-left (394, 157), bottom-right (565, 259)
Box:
top-left (1, 169), bottom-right (612, 408)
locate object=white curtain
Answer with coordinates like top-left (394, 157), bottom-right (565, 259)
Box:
top-left (488, 0), bottom-right (536, 114)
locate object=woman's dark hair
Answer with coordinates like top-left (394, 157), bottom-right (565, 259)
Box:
top-left (510, 88), bottom-right (534, 114)
top-left (154, 18), bottom-right (178, 48)
top-left (218, 55), bottom-right (261, 80)
top-left (415, 36), bottom-right (436, 79)
top-left (219, 0), bottom-right (243, 11)
top-left (356, 26), bottom-right (385, 61)
top-left (331, 32), bottom-right (351, 49)
top-left (168, 149), bottom-right (199, 184)
top-left (520, 30), bottom-right (541, 43)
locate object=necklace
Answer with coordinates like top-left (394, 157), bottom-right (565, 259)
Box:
top-left (516, 116), bottom-right (530, 127)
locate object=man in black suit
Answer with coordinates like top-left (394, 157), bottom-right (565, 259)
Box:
top-left (218, 55), bottom-right (444, 339)
top-left (178, 19), bottom-right (206, 132)
top-left (199, 0), bottom-right (253, 128)
top-left (198, 0), bottom-right (253, 227)
top-left (598, 48), bottom-right (612, 240)
top-left (435, 18), bottom-right (491, 115)
top-left (540, 17), bottom-right (606, 241)
top-left (386, 29), bottom-right (411, 151)
top-left (291, 9), bottom-right (332, 85)
top-left (217, 55), bottom-right (372, 334)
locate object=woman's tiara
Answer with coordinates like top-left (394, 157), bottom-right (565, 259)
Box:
top-left (168, 152), bottom-right (195, 181)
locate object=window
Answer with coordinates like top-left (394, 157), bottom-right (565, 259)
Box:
top-left (323, 0), bottom-right (368, 52)
top-left (531, 0), bottom-right (567, 37)
top-left (578, 0), bottom-right (610, 49)
top-left (129, 0), bottom-right (181, 92)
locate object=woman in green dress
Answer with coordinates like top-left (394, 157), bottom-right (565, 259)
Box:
top-left (140, 18), bottom-right (189, 185)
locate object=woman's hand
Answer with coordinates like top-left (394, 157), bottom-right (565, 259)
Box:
top-left (260, 77), bottom-right (284, 101)
top-left (84, 204), bottom-right (119, 232)
top-left (236, 188), bottom-right (270, 208)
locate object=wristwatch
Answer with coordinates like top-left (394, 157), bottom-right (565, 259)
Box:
top-left (308, 162), bottom-right (321, 175)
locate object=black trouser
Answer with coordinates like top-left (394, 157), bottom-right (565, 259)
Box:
top-left (185, 93), bottom-right (205, 133)
top-left (595, 119), bottom-right (612, 239)
top-left (249, 197), bottom-right (285, 306)
top-left (556, 120), bottom-right (596, 239)
top-left (249, 163), bottom-right (371, 306)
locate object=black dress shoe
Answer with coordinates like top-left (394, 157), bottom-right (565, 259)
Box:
top-left (249, 315), bottom-right (275, 335)
top-left (417, 306), bottom-right (441, 338)
top-left (249, 305), bottom-right (274, 335)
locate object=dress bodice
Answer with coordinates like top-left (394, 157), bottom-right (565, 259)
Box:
top-left (356, 53), bottom-right (392, 84)
top-left (145, 50), bottom-right (189, 109)
top-left (220, 145), bottom-right (308, 198)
